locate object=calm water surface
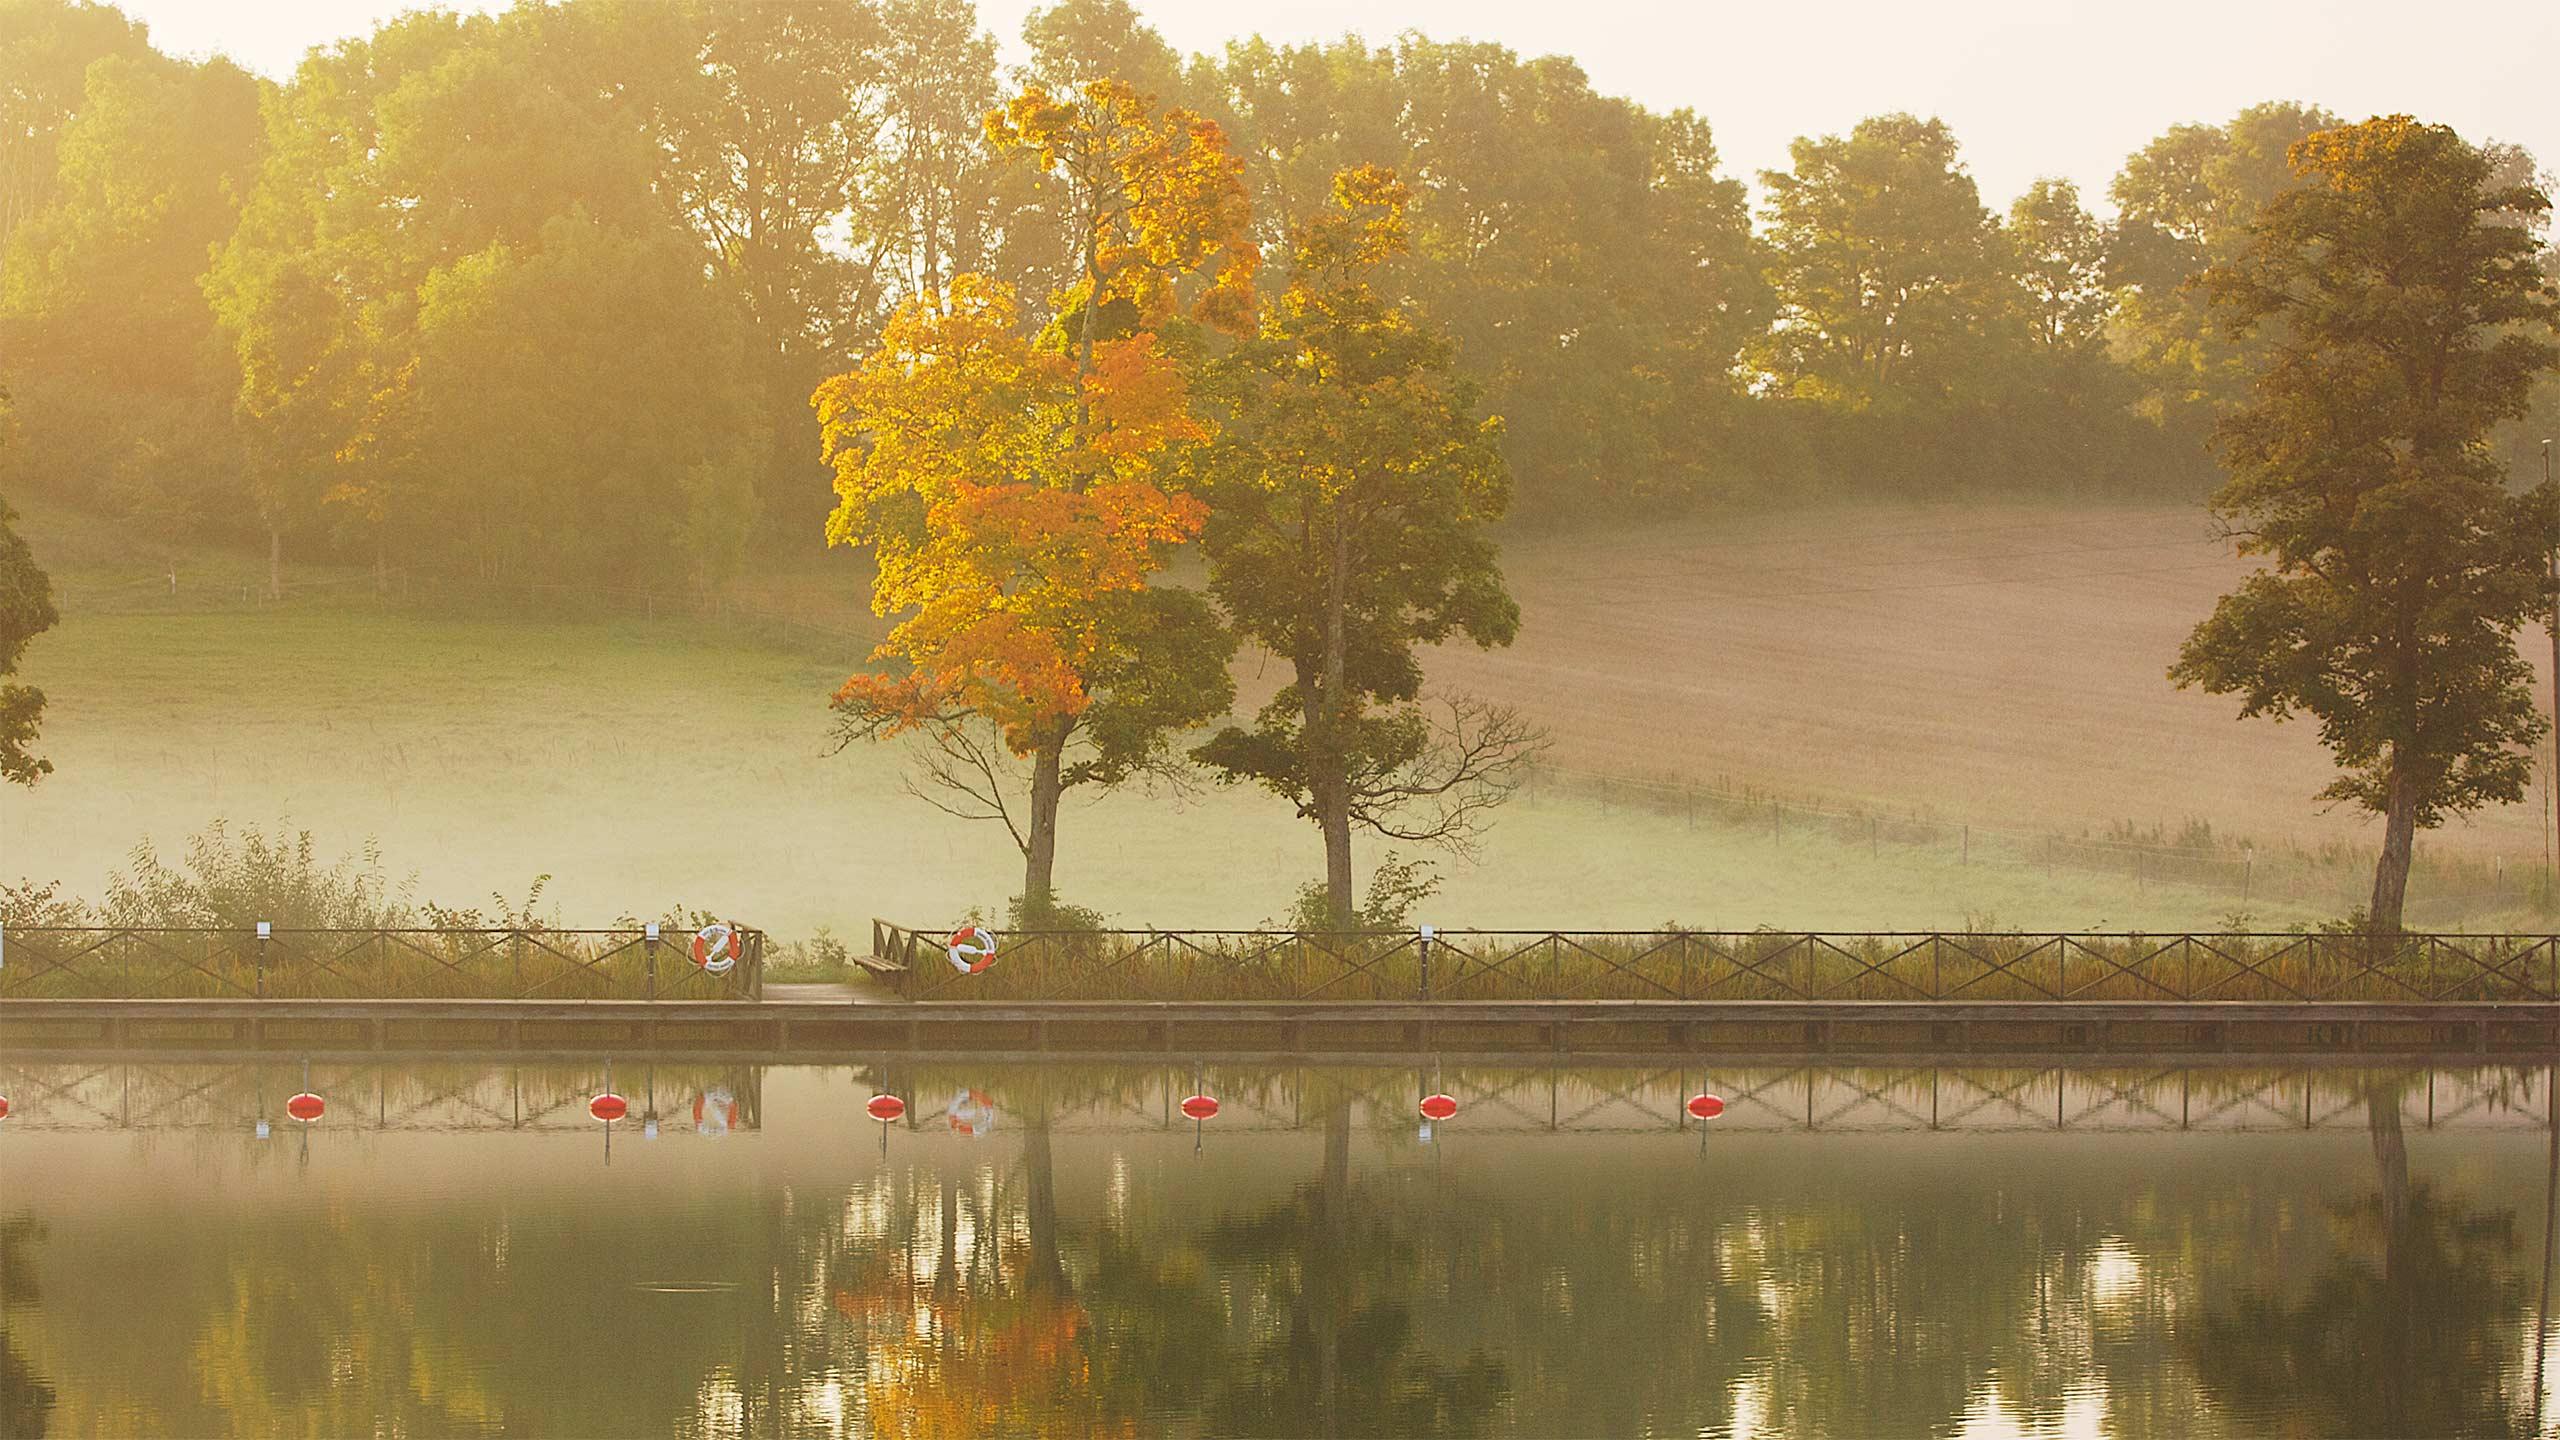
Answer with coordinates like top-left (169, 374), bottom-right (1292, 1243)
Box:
top-left (2, 1059), bottom-right (2557, 1437)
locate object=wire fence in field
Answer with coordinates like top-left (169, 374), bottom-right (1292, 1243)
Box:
top-left (1520, 760), bottom-right (2554, 914)
top-left (0, 926), bottom-right (765, 1001)
top-left (53, 558), bottom-right (889, 656)
top-left (870, 921), bottom-right (2560, 1004)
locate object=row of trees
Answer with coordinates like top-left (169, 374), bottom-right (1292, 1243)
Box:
top-left (6, 0), bottom-right (2552, 594)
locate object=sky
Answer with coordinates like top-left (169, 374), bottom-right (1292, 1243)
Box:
top-left (117, 0), bottom-right (2560, 213)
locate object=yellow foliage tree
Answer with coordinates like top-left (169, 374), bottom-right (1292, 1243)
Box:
top-left (814, 80), bottom-right (1257, 916)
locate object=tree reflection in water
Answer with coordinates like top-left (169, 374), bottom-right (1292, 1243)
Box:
top-left (2187, 1075), bottom-right (2538, 1439)
top-left (0, 1061), bottom-right (2553, 1436)
top-left (1199, 1093), bottom-right (1508, 1437)
top-left (1, 1217), bottom-right (54, 1439)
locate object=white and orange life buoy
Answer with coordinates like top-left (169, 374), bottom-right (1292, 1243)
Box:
top-left (947, 925), bottom-right (998, 974)
top-left (692, 923), bottom-right (739, 974)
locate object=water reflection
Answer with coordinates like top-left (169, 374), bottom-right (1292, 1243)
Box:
top-left (0, 1061), bottom-right (2553, 1436)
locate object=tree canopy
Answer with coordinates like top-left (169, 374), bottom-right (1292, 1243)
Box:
top-left (2171, 115), bottom-right (2560, 933)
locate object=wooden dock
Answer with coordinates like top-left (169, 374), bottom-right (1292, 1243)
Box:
top-left (6, 997), bottom-right (2560, 1061)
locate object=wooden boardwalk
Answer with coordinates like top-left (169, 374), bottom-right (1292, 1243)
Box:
top-left (5, 996), bottom-right (2560, 1061)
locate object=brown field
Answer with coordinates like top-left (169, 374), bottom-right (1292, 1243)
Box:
top-left (1437, 502), bottom-right (2559, 864)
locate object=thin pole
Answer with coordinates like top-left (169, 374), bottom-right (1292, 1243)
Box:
top-left (2545, 440), bottom-right (2556, 906)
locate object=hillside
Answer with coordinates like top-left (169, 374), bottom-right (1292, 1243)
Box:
top-left (1440, 502), bottom-right (2557, 865)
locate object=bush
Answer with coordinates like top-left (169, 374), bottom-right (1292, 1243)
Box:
top-left (1278, 855), bottom-right (1442, 933)
top-left (99, 820), bottom-right (416, 929)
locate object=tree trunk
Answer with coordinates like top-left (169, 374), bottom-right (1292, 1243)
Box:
top-left (1024, 1094), bottom-right (1067, 1296)
top-left (2368, 761), bottom-right (2421, 936)
top-left (1023, 727), bottom-right (1066, 918)
top-left (266, 525), bottom-right (283, 601)
top-left (2366, 1083), bottom-right (2413, 1432)
top-left (1317, 524), bottom-right (1355, 930)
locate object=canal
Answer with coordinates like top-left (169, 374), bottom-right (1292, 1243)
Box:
top-left (0, 1060), bottom-right (2553, 1436)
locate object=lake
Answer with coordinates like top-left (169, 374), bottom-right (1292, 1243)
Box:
top-left (0, 1059), bottom-right (2553, 1436)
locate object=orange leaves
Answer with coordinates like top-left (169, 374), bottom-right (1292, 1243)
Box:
top-left (813, 276), bottom-right (1216, 757)
top-left (1084, 335), bottom-right (1205, 458)
top-left (820, 87), bottom-right (1250, 767)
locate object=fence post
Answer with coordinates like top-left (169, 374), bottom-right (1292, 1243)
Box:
top-left (1419, 925), bottom-right (1434, 1001)
top-left (645, 922), bottom-right (660, 1001)
top-left (255, 920), bottom-right (270, 999)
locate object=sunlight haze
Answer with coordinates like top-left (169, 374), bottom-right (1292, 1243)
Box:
top-left (118, 0), bottom-right (2560, 209)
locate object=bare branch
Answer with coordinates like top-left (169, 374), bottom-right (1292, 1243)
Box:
top-left (1346, 693), bottom-right (1550, 856)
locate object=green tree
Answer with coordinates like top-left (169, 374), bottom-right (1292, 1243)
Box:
top-left (409, 211), bottom-right (757, 578)
top-left (1756, 113), bottom-right (2010, 411)
top-left (1020, 0), bottom-right (1190, 103)
top-left (1204, 37), bottom-right (1766, 514)
top-left (1996, 176), bottom-right (2140, 493)
top-left (1193, 167), bottom-right (1538, 929)
top-left (2005, 178), bottom-right (2111, 353)
top-left (208, 8), bottom-right (725, 586)
top-left (2108, 102), bottom-right (2340, 483)
top-left (204, 11), bottom-right (482, 595)
top-left (633, 0), bottom-right (892, 541)
top-left (0, 50), bottom-right (263, 537)
top-left (2171, 116), bottom-right (2560, 933)
top-left (0, 0), bottom-right (149, 269)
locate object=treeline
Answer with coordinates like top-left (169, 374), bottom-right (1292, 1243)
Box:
top-left (1, 0), bottom-right (2554, 587)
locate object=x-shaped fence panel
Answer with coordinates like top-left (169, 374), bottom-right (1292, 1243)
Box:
top-left (0, 1061), bottom-right (762, 1133)
top-left (0, 927), bottom-right (763, 1000)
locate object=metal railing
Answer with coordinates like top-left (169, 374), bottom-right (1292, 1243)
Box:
top-left (870, 922), bottom-right (2560, 1004)
top-left (0, 926), bottom-right (765, 1001)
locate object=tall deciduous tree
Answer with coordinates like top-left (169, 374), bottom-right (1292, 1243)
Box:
top-left (1193, 167), bottom-right (1538, 929)
top-left (2108, 102), bottom-right (2339, 478)
top-left (1203, 37), bottom-right (1766, 513)
top-left (818, 79), bottom-right (1255, 916)
top-left (0, 0), bottom-right (149, 272)
top-left (1756, 114), bottom-right (2009, 410)
top-left (817, 277), bottom-right (1235, 918)
top-left (2171, 116), bottom-right (2560, 933)
top-left (2004, 178), bottom-right (2110, 353)
top-left (0, 51), bottom-right (263, 536)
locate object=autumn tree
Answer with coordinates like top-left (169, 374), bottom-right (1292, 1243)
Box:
top-left (2171, 116), bottom-right (2560, 934)
top-left (816, 79), bottom-right (1255, 917)
top-left (1193, 166), bottom-right (1539, 930)
top-left (0, 393), bottom-right (58, 784)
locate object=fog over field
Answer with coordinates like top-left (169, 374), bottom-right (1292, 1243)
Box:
top-left (4, 497), bottom-right (2523, 937)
